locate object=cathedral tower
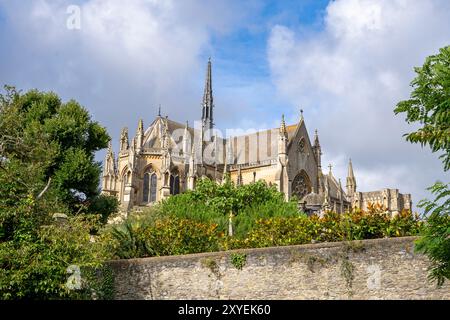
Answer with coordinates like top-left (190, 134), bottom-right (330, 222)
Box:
top-left (346, 158), bottom-right (357, 197)
top-left (202, 58), bottom-right (214, 134)
top-left (313, 129), bottom-right (322, 193)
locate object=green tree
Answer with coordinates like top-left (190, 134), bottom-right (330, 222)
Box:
top-left (0, 86), bottom-right (117, 223)
top-left (0, 86), bottom-right (117, 299)
top-left (415, 182), bottom-right (450, 286)
top-left (394, 45), bottom-right (450, 285)
top-left (394, 46), bottom-right (450, 171)
top-left (159, 177), bottom-right (300, 238)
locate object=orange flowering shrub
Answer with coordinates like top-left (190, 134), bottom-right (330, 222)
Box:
top-left (225, 208), bottom-right (421, 250)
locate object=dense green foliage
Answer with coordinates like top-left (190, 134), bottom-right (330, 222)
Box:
top-left (0, 86), bottom-right (117, 299)
top-left (105, 212), bottom-right (222, 259)
top-left (158, 177), bottom-right (300, 238)
top-left (225, 208), bottom-right (421, 250)
top-left (108, 196), bottom-right (421, 259)
top-left (394, 45), bottom-right (450, 285)
top-left (0, 86), bottom-right (113, 210)
top-left (0, 216), bottom-right (113, 299)
top-left (394, 45), bottom-right (450, 171)
top-left (415, 182), bottom-right (450, 286)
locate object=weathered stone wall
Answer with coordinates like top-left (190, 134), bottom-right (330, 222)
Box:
top-left (109, 237), bottom-right (450, 300)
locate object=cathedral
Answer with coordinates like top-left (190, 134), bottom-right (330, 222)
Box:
top-left (101, 59), bottom-right (412, 215)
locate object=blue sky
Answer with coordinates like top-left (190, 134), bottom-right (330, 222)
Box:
top-left (0, 0), bottom-right (449, 209)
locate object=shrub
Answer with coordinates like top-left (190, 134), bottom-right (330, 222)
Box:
top-left (225, 216), bottom-right (316, 249)
top-left (225, 208), bottom-right (421, 250)
top-left (109, 182), bottom-right (422, 258)
top-left (159, 177), bottom-right (303, 238)
top-left (415, 182), bottom-right (450, 286)
top-left (88, 194), bottom-right (119, 225)
top-left (107, 211), bottom-right (223, 259)
top-left (141, 217), bottom-right (222, 257)
top-left (0, 215), bottom-right (113, 300)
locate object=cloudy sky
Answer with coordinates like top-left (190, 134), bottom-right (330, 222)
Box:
top-left (0, 0), bottom-right (449, 209)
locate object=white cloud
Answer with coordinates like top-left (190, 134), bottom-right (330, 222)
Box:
top-left (0, 0), bottom-right (249, 141)
top-left (268, 0), bottom-right (450, 207)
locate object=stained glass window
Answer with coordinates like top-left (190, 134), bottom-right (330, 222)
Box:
top-left (170, 174), bottom-right (180, 195)
top-left (143, 173), bottom-right (150, 203)
top-left (292, 170), bottom-right (312, 200)
top-left (143, 172), bottom-right (157, 203)
top-left (150, 173), bottom-right (157, 202)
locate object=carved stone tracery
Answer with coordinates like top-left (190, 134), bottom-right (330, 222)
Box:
top-left (292, 170), bottom-right (312, 199)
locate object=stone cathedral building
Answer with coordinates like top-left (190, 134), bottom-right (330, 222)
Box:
top-left (101, 60), bottom-right (412, 215)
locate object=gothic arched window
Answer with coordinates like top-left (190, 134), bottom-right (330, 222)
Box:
top-left (291, 170), bottom-right (312, 200)
top-left (143, 171), bottom-right (157, 203)
top-left (150, 173), bottom-right (157, 202)
top-left (297, 137), bottom-right (306, 153)
top-left (170, 174), bottom-right (180, 195)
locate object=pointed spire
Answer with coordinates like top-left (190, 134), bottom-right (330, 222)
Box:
top-left (347, 158), bottom-right (355, 179)
top-left (346, 158), bottom-right (357, 196)
top-left (279, 114), bottom-right (287, 138)
top-left (162, 117), bottom-right (169, 150)
top-left (182, 120), bottom-right (190, 159)
top-left (136, 119), bottom-right (144, 152)
top-left (202, 58), bottom-right (214, 131)
top-left (158, 105), bottom-right (161, 117)
top-left (103, 140), bottom-right (114, 177)
top-left (313, 129), bottom-right (322, 172)
top-left (120, 127), bottom-right (129, 151)
top-left (323, 175), bottom-right (330, 210)
top-left (278, 114), bottom-right (288, 157)
top-left (314, 129), bottom-right (320, 147)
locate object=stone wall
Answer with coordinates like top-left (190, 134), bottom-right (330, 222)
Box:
top-left (109, 236), bottom-right (450, 300)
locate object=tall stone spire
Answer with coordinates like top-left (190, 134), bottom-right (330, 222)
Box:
top-left (120, 127), bottom-right (129, 152)
top-left (103, 141), bottom-right (115, 176)
top-left (278, 114), bottom-right (288, 162)
top-left (201, 58), bottom-right (214, 132)
top-left (280, 114), bottom-right (287, 135)
top-left (136, 119), bottom-right (144, 153)
top-left (314, 129), bottom-right (320, 147)
top-left (162, 117), bottom-right (170, 150)
top-left (346, 158), bottom-right (357, 196)
top-left (182, 121), bottom-right (190, 160)
top-left (313, 129), bottom-right (322, 169)
top-left (276, 114), bottom-right (289, 201)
